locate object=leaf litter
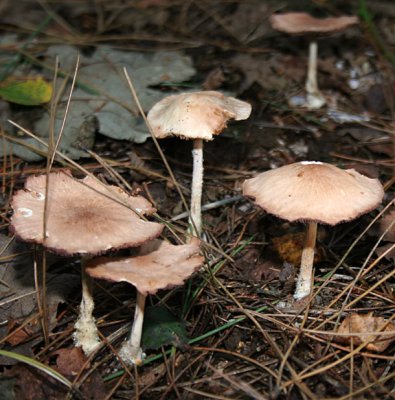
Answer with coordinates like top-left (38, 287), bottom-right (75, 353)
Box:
top-left (0, 234), bottom-right (78, 364)
top-left (1, 0), bottom-right (395, 399)
top-left (1, 44), bottom-right (195, 161)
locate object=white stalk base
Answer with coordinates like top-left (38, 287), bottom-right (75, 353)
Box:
top-left (294, 222), bottom-right (318, 300)
top-left (120, 291), bottom-right (147, 366)
top-left (119, 342), bottom-right (146, 367)
top-left (74, 316), bottom-right (100, 355)
top-left (73, 265), bottom-right (100, 354)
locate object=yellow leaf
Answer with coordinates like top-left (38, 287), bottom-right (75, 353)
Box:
top-left (0, 76), bottom-right (52, 105)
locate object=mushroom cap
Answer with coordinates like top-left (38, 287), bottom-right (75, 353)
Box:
top-left (85, 238), bottom-right (204, 295)
top-left (147, 91), bottom-right (252, 140)
top-left (270, 13), bottom-right (359, 35)
top-left (243, 161), bottom-right (384, 225)
top-left (10, 171), bottom-right (164, 255)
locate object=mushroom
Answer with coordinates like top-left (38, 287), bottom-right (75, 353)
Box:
top-left (147, 91), bottom-right (251, 237)
top-left (243, 161), bottom-right (384, 300)
top-left (10, 171), bottom-right (164, 354)
top-left (85, 238), bottom-right (204, 365)
top-left (269, 12), bottom-right (359, 109)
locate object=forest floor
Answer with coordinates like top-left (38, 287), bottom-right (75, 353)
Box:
top-left (0, 0), bottom-right (395, 399)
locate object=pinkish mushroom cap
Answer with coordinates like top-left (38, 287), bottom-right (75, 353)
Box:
top-left (269, 13), bottom-right (359, 35)
top-left (10, 171), bottom-right (164, 255)
top-left (85, 238), bottom-right (204, 295)
top-left (147, 91), bottom-right (252, 141)
top-left (243, 161), bottom-right (384, 225)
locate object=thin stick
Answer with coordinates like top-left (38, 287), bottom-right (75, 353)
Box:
top-left (294, 221), bottom-right (318, 300)
top-left (171, 195), bottom-right (243, 221)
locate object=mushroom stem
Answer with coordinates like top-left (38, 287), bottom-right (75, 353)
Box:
top-left (305, 40), bottom-right (326, 109)
top-left (73, 257), bottom-right (100, 354)
top-left (189, 138), bottom-right (204, 237)
top-left (294, 221), bottom-right (318, 300)
top-left (120, 291), bottom-right (147, 365)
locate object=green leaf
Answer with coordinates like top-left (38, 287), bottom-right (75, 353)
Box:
top-left (142, 306), bottom-right (188, 351)
top-left (0, 77), bottom-right (52, 105)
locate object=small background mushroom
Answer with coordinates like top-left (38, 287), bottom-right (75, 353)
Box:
top-left (270, 13), bottom-right (359, 109)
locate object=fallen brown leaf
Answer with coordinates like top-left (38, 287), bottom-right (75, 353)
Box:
top-left (53, 347), bottom-right (88, 377)
top-left (6, 318), bottom-right (35, 346)
top-left (5, 363), bottom-right (70, 400)
top-left (4, 352), bottom-right (107, 400)
top-left (337, 313), bottom-right (395, 353)
top-left (53, 347), bottom-right (107, 399)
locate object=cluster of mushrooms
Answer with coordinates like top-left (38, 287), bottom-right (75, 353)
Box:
top-left (10, 172), bottom-right (204, 364)
top-left (9, 11), bottom-right (385, 366)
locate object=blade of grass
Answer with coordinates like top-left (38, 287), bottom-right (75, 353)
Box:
top-left (0, 349), bottom-right (79, 394)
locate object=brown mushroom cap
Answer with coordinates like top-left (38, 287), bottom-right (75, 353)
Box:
top-left (147, 91), bottom-right (252, 140)
top-left (10, 171), bottom-right (164, 255)
top-left (85, 238), bottom-right (204, 295)
top-left (243, 161), bottom-right (384, 225)
top-left (270, 13), bottom-right (359, 35)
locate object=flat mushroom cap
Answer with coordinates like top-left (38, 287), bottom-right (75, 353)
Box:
top-left (85, 238), bottom-right (204, 295)
top-left (10, 171), bottom-right (164, 255)
top-left (270, 13), bottom-right (359, 35)
top-left (147, 91), bottom-right (252, 140)
top-left (243, 161), bottom-right (384, 225)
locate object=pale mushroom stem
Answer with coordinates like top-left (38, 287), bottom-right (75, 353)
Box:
top-left (305, 40), bottom-right (326, 109)
top-left (120, 291), bottom-right (147, 365)
top-left (73, 257), bottom-right (100, 354)
top-left (294, 221), bottom-right (318, 300)
top-left (189, 138), bottom-right (204, 237)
